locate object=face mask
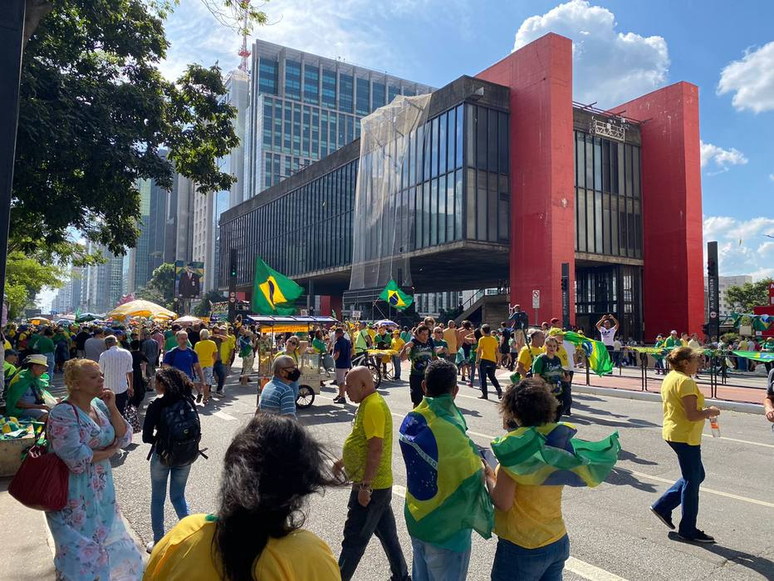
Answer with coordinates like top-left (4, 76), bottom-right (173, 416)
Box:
top-left (286, 368), bottom-right (301, 382)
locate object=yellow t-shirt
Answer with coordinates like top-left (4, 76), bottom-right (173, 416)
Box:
top-left (442, 328), bottom-right (458, 353)
top-left (391, 337), bottom-right (406, 353)
top-left (661, 370), bottom-right (705, 446)
top-left (194, 340), bottom-right (218, 367)
top-left (144, 514), bottom-right (340, 581)
top-left (477, 335), bottom-right (498, 362)
top-left (517, 345), bottom-right (545, 372)
top-left (220, 334), bottom-right (236, 361)
top-left (342, 392), bottom-right (393, 489)
top-left (494, 467), bottom-right (566, 549)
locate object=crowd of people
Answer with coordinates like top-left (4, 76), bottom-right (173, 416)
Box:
top-left (2, 310), bottom-right (773, 581)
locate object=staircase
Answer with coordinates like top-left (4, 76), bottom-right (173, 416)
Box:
top-left (455, 292), bottom-right (510, 327)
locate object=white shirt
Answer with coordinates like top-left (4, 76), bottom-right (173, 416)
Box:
top-left (562, 340), bottom-right (576, 372)
top-left (599, 326), bottom-right (617, 346)
top-left (99, 345), bottom-right (133, 394)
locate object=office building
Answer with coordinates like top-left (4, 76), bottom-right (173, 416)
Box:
top-left (245, 39), bottom-right (434, 199)
top-left (704, 275), bottom-right (753, 319)
top-left (221, 33), bottom-right (705, 340)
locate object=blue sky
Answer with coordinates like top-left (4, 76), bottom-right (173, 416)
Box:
top-left (158, 0), bottom-right (774, 280)
top-left (39, 0), bottom-right (774, 310)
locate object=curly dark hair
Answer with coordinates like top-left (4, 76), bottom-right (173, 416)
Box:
top-left (212, 414), bottom-right (342, 581)
top-left (154, 367), bottom-right (194, 401)
top-left (500, 377), bottom-right (559, 427)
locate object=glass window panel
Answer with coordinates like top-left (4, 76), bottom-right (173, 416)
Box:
top-left (438, 175), bottom-right (447, 244)
top-left (594, 137), bottom-right (602, 191)
top-left (356, 77), bottom-right (370, 116)
top-left (611, 194), bottom-right (619, 255)
top-left (430, 116), bottom-right (439, 179)
top-left (456, 104), bottom-right (464, 169)
top-left (258, 58), bottom-right (279, 95)
top-left (617, 143), bottom-right (625, 196)
top-left (576, 132), bottom-right (585, 189)
top-left (624, 144), bottom-right (633, 197)
top-left (439, 112), bottom-right (447, 176)
top-left (423, 121), bottom-right (432, 182)
top-left (410, 186), bottom-right (418, 250)
top-left (409, 128), bottom-right (417, 186)
top-left (346, 115), bottom-right (354, 143)
top-left (477, 107), bottom-right (487, 170)
top-left (430, 178), bottom-right (439, 246)
top-left (633, 147), bottom-right (641, 198)
top-left (585, 136), bottom-right (594, 190)
top-left (388, 85), bottom-right (400, 103)
top-left (446, 172), bottom-right (454, 242)
top-left (466, 169), bottom-right (476, 239)
top-left (477, 172), bottom-right (487, 241)
top-left (498, 193), bottom-right (509, 243)
top-left (498, 111), bottom-right (509, 174)
top-left (586, 189), bottom-right (595, 252)
top-left (488, 110), bottom-right (498, 173)
top-left (304, 66), bottom-right (319, 104)
top-left (338, 113), bottom-right (346, 147)
top-left (455, 169), bottom-right (463, 240)
top-left (322, 69), bottom-right (337, 109)
top-left (372, 82), bottom-right (386, 110)
top-left (339, 74), bottom-right (353, 113)
top-left (603, 193), bottom-right (611, 254)
top-left (285, 60), bottom-right (301, 100)
top-left (423, 181), bottom-right (431, 248)
top-left (446, 107), bottom-right (456, 172)
top-left (488, 172), bottom-right (498, 242)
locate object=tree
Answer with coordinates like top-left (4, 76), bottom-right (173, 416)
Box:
top-left (136, 263), bottom-right (176, 309)
top-left (12, 0), bottom-right (269, 257)
top-left (5, 251), bottom-right (67, 319)
top-left (725, 278), bottom-right (773, 313)
top-left (193, 289), bottom-right (226, 317)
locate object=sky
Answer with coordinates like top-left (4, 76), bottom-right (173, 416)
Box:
top-left (39, 0), bottom-right (774, 308)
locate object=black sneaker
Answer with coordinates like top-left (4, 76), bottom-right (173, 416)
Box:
top-left (333, 396), bottom-right (346, 404)
top-left (477, 395), bottom-right (489, 400)
top-left (497, 392), bottom-right (503, 400)
top-left (650, 507), bottom-right (675, 530)
top-left (678, 530), bottom-right (715, 544)
top-left (216, 389), bottom-right (224, 396)
top-left (196, 393), bottom-right (203, 403)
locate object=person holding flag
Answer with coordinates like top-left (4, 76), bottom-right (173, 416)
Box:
top-left (399, 359), bottom-right (493, 580)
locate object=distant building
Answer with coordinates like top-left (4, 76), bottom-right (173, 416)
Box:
top-left (81, 242), bottom-right (124, 314)
top-left (704, 275), bottom-right (753, 319)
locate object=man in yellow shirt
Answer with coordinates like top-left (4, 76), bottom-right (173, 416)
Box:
top-left (390, 330), bottom-right (405, 381)
top-left (476, 324), bottom-right (502, 400)
top-left (442, 320), bottom-right (458, 363)
top-left (334, 367), bottom-right (409, 581)
top-left (193, 329), bottom-right (218, 404)
top-left (515, 329), bottom-right (545, 381)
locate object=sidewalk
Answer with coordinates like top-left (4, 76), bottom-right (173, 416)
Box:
top-left (0, 479), bottom-right (56, 581)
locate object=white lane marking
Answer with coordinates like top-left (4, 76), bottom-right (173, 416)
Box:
top-left (701, 433), bottom-right (774, 449)
top-left (395, 484), bottom-right (629, 581)
top-left (213, 411), bottom-right (237, 421)
top-left (565, 557), bottom-right (629, 581)
top-left (625, 469), bottom-right (774, 509)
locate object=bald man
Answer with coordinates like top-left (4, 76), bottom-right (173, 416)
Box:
top-left (334, 367), bottom-right (409, 581)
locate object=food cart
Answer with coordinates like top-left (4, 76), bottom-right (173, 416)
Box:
top-left (251, 316), bottom-right (338, 409)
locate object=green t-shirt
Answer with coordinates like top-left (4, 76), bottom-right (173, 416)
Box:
top-left (409, 338), bottom-right (436, 377)
top-left (35, 336), bottom-right (55, 354)
top-left (532, 354), bottom-right (564, 395)
top-left (665, 337), bottom-right (681, 349)
top-left (312, 338), bottom-right (327, 354)
top-left (354, 330), bottom-right (370, 353)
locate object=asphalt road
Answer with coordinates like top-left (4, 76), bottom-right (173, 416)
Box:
top-left (109, 365), bottom-right (774, 581)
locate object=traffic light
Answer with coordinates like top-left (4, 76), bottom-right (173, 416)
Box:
top-left (229, 249), bottom-right (238, 278)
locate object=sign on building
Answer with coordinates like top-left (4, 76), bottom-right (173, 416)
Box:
top-left (532, 290), bottom-right (540, 309)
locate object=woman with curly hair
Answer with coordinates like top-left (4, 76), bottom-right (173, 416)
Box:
top-left (486, 378), bottom-right (568, 581)
top-left (144, 414), bottom-right (343, 580)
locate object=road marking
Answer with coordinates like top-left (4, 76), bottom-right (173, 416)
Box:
top-left (565, 557), bottom-right (629, 581)
top-left (702, 433), bottom-right (774, 449)
top-left (395, 485), bottom-right (629, 581)
top-left (213, 411), bottom-right (237, 421)
top-left (625, 469), bottom-right (774, 508)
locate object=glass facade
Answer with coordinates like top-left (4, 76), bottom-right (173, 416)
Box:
top-left (258, 58), bottom-right (278, 95)
top-left (284, 60), bottom-right (301, 101)
top-left (574, 265), bottom-right (642, 340)
top-left (574, 131), bottom-right (642, 258)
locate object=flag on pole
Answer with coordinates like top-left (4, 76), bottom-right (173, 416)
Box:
top-left (378, 279), bottom-right (413, 310)
top-left (251, 258), bottom-right (304, 315)
top-left (492, 423), bottom-right (620, 487)
top-left (564, 331), bottom-right (613, 376)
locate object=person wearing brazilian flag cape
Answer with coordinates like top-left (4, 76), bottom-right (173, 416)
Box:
top-left (486, 378), bottom-right (621, 581)
top-left (398, 359), bottom-right (494, 580)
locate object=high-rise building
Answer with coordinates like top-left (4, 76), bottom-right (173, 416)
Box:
top-left (81, 242), bottom-right (125, 313)
top-left (245, 40), bottom-right (434, 199)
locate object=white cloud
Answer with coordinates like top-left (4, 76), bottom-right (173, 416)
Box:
top-left (699, 140), bottom-right (748, 174)
top-left (703, 215), bottom-right (774, 280)
top-left (717, 41), bottom-right (774, 113)
top-left (513, 0), bottom-right (669, 107)
top-left (769, 173), bottom-right (774, 182)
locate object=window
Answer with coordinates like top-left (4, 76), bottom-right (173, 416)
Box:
top-left (372, 83), bottom-right (386, 110)
top-left (283, 103), bottom-right (292, 153)
top-left (339, 74), bottom-right (354, 113)
top-left (388, 85), bottom-right (400, 103)
top-left (322, 69), bottom-right (337, 109)
top-left (262, 103), bottom-right (272, 146)
top-left (303, 107), bottom-right (311, 157)
top-left (356, 78), bottom-right (370, 115)
top-left (285, 60), bottom-right (301, 100)
top-left (304, 66), bottom-right (319, 104)
top-left (258, 58), bottom-right (279, 95)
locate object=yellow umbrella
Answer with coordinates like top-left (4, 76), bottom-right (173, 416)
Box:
top-left (30, 317), bottom-right (51, 326)
top-left (107, 300), bottom-right (176, 321)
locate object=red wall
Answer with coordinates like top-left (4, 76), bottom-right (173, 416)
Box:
top-left (320, 295), bottom-right (342, 317)
top-left (475, 33), bottom-right (576, 326)
top-left (610, 82), bottom-right (704, 341)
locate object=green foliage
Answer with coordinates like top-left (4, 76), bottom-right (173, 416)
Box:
top-left (5, 251), bottom-right (67, 319)
top-left (135, 263), bottom-right (176, 309)
top-left (725, 278), bottom-right (773, 313)
top-left (14, 0), bottom-right (240, 256)
top-left (193, 289), bottom-right (226, 317)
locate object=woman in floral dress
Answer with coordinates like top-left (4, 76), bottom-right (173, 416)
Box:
top-left (46, 358), bottom-right (143, 580)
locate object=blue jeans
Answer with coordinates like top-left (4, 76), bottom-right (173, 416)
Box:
top-left (213, 360), bottom-right (226, 391)
top-left (651, 441), bottom-right (705, 537)
top-left (411, 537), bottom-right (471, 581)
top-left (45, 352), bottom-right (55, 372)
top-left (392, 356), bottom-right (402, 381)
top-left (491, 535), bottom-right (569, 581)
top-left (150, 453), bottom-right (192, 543)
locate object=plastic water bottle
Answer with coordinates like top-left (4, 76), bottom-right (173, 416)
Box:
top-left (709, 416), bottom-right (720, 438)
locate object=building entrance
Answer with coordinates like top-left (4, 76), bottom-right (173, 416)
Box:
top-left (575, 264), bottom-right (643, 341)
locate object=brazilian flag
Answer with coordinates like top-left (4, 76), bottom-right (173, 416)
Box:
top-left (378, 279), bottom-right (413, 310)
top-left (564, 331), bottom-right (613, 376)
top-left (733, 350), bottom-right (774, 362)
top-left (251, 257), bottom-right (304, 315)
top-left (398, 395), bottom-right (494, 545)
top-left (492, 423), bottom-right (620, 487)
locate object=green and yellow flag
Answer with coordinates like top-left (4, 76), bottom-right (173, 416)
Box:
top-left (733, 350), bottom-right (774, 362)
top-left (378, 279), bottom-right (413, 310)
top-left (251, 257), bottom-right (304, 315)
top-left (398, 395), bottom-right (494, 545)
top-left (492, 423), bottom-right (620, 487)
top-left (564, 331), bottom-right (613, 376)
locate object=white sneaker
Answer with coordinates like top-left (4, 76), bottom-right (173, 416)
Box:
top-left (146, 541), bottom-right (155, 554)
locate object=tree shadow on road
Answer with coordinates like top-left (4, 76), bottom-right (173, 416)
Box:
top-left (605, 467), bottom-right (658, 492)
top-left (668, 533), bottom-right (774, 578)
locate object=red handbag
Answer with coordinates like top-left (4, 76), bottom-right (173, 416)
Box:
top-left (8, 402), bottom-right (80, 512)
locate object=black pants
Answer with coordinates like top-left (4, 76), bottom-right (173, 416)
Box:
top-left (338, 487), bottom-right (409, 581)
top-left (213, 361), bottom-right (226, 391)
top-left (479, 359), bottom-right (502, 398)
top-left (115, 391), bottom-right (129, 416)
top-left (409, 374), bottom-right (424, 406)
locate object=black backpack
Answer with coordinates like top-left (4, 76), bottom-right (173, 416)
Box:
top-left (158, 397), bottom-right (203, 467)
